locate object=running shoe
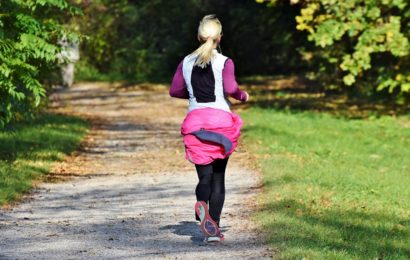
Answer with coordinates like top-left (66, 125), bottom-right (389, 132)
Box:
top-left (206, 233), bottom-right (225, 243)
top-left (194, 201), bottom-right (220, 237)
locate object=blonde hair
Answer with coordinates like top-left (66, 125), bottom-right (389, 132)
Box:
top-left (191, 15), bottom-right (222, 68)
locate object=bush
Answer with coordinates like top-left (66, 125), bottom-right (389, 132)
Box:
top-left (259, 0), bottom-right (410, 97)
top-left (0, 0), bottom-right (78, 128)
top-left (76, 0), bottom-right (309, 82)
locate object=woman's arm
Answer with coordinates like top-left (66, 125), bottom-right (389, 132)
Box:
top-left (169, 60), bottom-right (189, 99)
top-left (223, 59), bottom-right (248, 102)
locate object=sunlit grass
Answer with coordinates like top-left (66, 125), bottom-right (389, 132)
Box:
top-left (0, 114), bottom-right (88, 206)
top-left (241, 107), bottom-right (410, 259)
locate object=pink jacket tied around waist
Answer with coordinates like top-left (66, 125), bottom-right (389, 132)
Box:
top-left (181, 108), bottom-right (243, 165)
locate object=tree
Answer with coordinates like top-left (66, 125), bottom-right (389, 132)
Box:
top-left (76, 0), bottom-right (308, 82)
top-left (0, 0), bottom-right (78, 127)
top-left (258, 0), bottom-right (410, 96)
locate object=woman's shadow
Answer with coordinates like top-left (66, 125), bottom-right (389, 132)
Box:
top-left (160, 221), bottom-right (230, 244)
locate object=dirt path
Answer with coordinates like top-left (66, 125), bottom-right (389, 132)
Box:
top-left (0, 83), bottom-right (272, 259)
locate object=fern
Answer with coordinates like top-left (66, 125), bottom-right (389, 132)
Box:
top-left (0, 0), bottom-right (77, 127)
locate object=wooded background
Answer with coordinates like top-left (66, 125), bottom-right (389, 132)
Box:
top-left (1, 0), bottom-right (409, 127)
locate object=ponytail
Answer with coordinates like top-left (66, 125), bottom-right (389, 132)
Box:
top-left (192, 37), bottom-right (215, 68)
top-left (191, 15), bottom-right (222, 68)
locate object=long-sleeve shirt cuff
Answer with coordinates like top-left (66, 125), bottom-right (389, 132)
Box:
top-left (222, 59), bottom-right (247, 102)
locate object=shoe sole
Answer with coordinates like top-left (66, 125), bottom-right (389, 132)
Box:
top-left (206, 233), bottom-right (225, 243)
top-left (194, 201), bottom-right (219, 237)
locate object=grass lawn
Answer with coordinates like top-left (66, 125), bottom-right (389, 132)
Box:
top-left (241, 107), bottom-right (410, 259)
top-left (0, 113), bottom-right (88, 207)
top-left (241, 74), bottom-right (410, 259)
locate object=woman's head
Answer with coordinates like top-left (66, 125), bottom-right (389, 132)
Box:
top-left (192, 15), bottom-right (222, 68)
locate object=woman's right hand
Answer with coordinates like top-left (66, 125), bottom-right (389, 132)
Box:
top-left (244, 91), bottom-right (249, 102)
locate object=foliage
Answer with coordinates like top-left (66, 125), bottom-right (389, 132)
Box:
top-left (73, 0), bottom-right (200, 82)
top-left (0, 113), bottom-right (88, 206)
top-left (0, 0), bottom-right (78, 127)
top-left (241, 107), bottom-right (410, 258)
top-left (75, 0), bottom-right (308, 82)
top-left (258, 0), bottom-right (410, 96)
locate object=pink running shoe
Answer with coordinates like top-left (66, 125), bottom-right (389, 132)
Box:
top-left (194, 201), bottom-right (220, 237)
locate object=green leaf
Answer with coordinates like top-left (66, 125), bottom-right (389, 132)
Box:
top-left (343, 74), bottom-right (356, 86)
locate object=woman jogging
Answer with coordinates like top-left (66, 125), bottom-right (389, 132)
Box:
top-left (169, 15), bottom-right (249, 242)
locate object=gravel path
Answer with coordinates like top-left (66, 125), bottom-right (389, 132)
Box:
top-left (0, 83), bottom-right (272, 259)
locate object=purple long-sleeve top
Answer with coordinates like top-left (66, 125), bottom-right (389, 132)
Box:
top-left (169, 59), bottom-right (247, 102)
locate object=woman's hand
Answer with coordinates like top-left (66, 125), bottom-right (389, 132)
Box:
top-left (244, 91), bottom-right (249, 102)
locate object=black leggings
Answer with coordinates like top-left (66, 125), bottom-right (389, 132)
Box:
top-left (195, 157), bottom-right (229, 224)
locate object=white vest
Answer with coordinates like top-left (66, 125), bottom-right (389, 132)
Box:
top-left (182, 49), bottom-right (231, 112)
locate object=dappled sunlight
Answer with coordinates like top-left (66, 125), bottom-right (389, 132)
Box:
top-left (236, 76), bottom-right (410, 118)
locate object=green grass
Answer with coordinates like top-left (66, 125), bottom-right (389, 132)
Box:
top-left (241, 108), bottom-right (410, 259)
top-left (0, 113), bottom-right (88, 206)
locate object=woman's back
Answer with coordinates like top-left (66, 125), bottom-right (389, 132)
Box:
top-left (182, 50), bottom-right (230, 112)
